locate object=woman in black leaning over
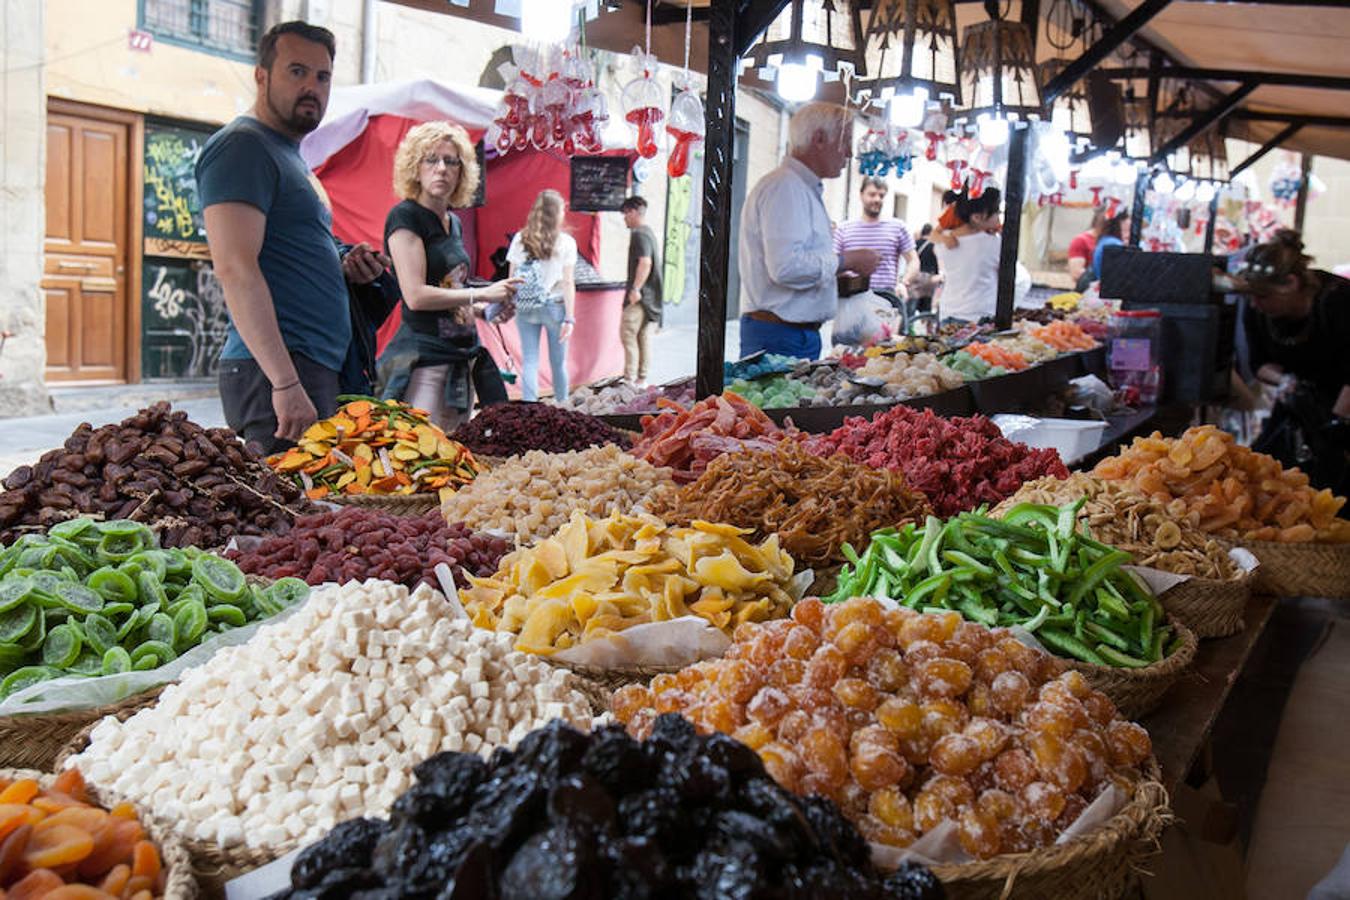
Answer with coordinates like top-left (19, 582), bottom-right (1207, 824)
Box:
top-left (1237, 229), bottom-right (1350, 499)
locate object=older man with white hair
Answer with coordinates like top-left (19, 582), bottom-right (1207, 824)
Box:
top-left (737, 101), bottom-right (879, 359)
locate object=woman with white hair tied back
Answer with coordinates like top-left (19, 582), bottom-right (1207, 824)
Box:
top-left (737, 101), bottom-right (879, 360)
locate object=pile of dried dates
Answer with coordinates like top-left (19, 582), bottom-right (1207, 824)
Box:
top-left (0, 403), bottom-right (309, 548)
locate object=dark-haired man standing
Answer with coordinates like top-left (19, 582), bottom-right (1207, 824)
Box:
top-left (197, 22), bottom-right (383, 452)
top-left (619, 196), bottom-right (662, 387)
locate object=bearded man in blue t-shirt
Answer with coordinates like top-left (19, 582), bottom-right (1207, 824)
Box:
top-left (197, 21), bottom-right (386, 453)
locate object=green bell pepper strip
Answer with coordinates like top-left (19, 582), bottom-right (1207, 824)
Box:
top-left (840, 542), bottom-right (861, 566)
top-left (1066, 550), bottom-right (1132, 608)
top-left (909, 517), bottom-right (944, 578)
top-left (904, 572), bottom-right (951, 609)
top-left (1096, 589), bottom-right (1132, 623)
top-left (1037, 627), bottom-right (1107, 665)
top-left (956, 596), bottom-right (998, 627)
top-left (1097, 645), bottom-right (1152, 668)
top-left (942, 550), bottom-right (993, 577)
top-left (1083, 621), bottom-right (1132, 652)
top-left (1022, 605), bottom-right (1051, 633)
top-left (1149, 627), bottom-right (1169, 663)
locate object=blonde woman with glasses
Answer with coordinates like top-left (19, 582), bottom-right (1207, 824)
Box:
top-left (376, 121), bottom-right (520, 430)
top-left (506, 189), bottom-right (576, 402)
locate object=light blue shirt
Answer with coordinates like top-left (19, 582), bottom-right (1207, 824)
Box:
top-left (738, 156), bottom-right (840, 324)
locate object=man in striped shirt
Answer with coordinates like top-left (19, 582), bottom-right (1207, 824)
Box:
top-left (833, 177), bottom-right (920, 297)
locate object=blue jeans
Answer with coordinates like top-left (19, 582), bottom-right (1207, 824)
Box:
top-left (517, 301), bottom-right (569, 401)
top-left (738, 315), bottom-right (823, 360)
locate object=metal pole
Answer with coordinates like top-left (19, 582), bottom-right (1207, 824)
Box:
top-left (1294, 154), bottom-right (1313, 232)
top-left (1203, 193), bottom-right (1219, 253)
top-left (1229, 123), bottom-right (1304, 178)
top-left (1129, 169), bottom-right (1151, 247)
top-left (696, 0), bottom-right (739, 399)
top-left (1041, 0), bottom-right (1173, 103)
top-left (995, 127), bottom-right (1028, 330)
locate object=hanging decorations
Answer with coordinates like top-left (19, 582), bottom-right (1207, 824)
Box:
top-left (623, 47), bottom-right (664, 159)
top-left (489, 43), bottom-right (606, 156)
top-left (957, 18), bottom-right (1042, 128)
top-left (853, 0), bottom-right (962, 109)
top-left (665, 0), bottom-right (704, 178)
top-left (1186, 128), bottom-right (1230, 184)
top-left (743, 0), bottom-right (864, 103)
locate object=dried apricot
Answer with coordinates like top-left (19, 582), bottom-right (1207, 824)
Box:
top-left (130, 841), bottom-right (161, 882)
top-left (0, 822), bottom-right (33, 883)
top-left (99, 863), bottom-right (131, 895)
top-left (8, 869), bottom-right (65, 900)
top-left (76, 819), bottom-right (144, 880)
top-left (22, 823), bottom-right (95, 869)
top-left (0, 781), bottom-right (38, 806)
top-left (50, 769), bottom-right (88, 803)
top-left (35, 807), bottom-right (108, 836)
top-left (40, 887), bottom-right (119, 899)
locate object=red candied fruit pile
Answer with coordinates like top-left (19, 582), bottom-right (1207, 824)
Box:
top-left (226, 508), bottom-right (509, 590)
top-left (613, 598), bottom-right (1153, 859)
top-left (808, 406), bottom-right (1068, 516)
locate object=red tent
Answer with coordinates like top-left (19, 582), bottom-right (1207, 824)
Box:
top-left (302, 80), bottom-right (626, 395)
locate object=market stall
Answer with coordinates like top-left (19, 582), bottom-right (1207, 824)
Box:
top-left (301, 79), bottom-right (628, 396)
top-left (4, 2), bottom-right (1350, 899)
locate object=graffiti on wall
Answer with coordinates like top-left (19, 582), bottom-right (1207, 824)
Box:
top-left (143, 122), bottom-right (209, 247)
top-left (141, 259), bottom-right (230, 379)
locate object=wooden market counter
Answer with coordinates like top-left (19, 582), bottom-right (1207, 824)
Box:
top-left (1142, 593), bottom-right (1279, 795)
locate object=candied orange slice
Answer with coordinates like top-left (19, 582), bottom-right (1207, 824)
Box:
top-left (129, 841), bottom-right (160, 882)
top-left (99, 862), bottom-right (131, 895)
top-left (35, 807), bottom-right (108, 835)
top-left (22, 823), bottom-right (95, 869)
top-left (8, 869), bottom-right (65, 900)
top-left (0, 781), bottom-right (38, 806)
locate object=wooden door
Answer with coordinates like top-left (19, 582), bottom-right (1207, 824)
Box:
top-left (43, 102), bottom-right (139, 383)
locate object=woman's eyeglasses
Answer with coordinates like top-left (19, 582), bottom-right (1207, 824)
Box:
top-left (422, 155), bottom-right (462, 169)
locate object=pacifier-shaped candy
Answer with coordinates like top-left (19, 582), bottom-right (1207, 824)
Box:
top-left (1089, 185), bottom-right (1104, 207)
top-left (567, 86), bottom-right (607, 155)
top-left (492, 62), bottom-right (535, 154)
top-left (924, 131), bottom-right (944, 162)
top-left (622, 47), bottom-right (664, 159)
top-left (1104, 194), bottom-right (1122, 218)
top-left (665, 86), bottom-right (704, 177)
top-left (1069, 169), bottom-right (1080, 190)
top-left (945, 138), bottom-right (970, 190)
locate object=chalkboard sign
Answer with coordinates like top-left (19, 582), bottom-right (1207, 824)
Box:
top-left (143, 120), bottom-right (213, 257)
top-left (141, 257), bottom-right (230, 379)
top-left (569, 156), bottom-right (630, 212)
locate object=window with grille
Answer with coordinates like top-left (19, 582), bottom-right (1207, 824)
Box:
top-left (140, 0), bottom-right (259, 61)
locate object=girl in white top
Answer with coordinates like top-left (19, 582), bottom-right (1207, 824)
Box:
top-left (933, 187), bottom-right (1003, 322)
top-left (506, 189), bottom-right (578, 401)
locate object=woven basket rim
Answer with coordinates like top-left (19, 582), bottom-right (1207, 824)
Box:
top-left (928, 760), bottom-right (1171, 885)
top-left (328, 492), bottom-right (441, 505)
top-left (5, 766), bottom-right (196, 899)
top-left (1219, 535), bottom-right (1350, 551)
top-left (548, 658), bottom-right (686, 680)
top-left (1063, 615), bottom-right (1198, 683)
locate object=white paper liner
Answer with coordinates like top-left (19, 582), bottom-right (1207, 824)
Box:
top-left (870, 783), bottom-right (1129, 869)
top-left (0, 596), bottom-right (310, 717)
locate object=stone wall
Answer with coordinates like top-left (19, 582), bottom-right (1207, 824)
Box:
top-left (0, 1), bottom-right (49, 416)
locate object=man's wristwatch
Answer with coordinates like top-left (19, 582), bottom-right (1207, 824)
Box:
top-left (563, 317), bottom-right (575, 324)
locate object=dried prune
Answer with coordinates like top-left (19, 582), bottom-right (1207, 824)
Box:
top-left (291, 818), bottom-right (389, 889)
top-left (498, 824), bottom-right (597, 900)
top-left (273, 718), bottom-right (936, 899)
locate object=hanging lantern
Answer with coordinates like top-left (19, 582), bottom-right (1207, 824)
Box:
top-left (744, 0), bottom-right (864, 103)
top-left (1039, 58), bottom-right (1092, 146)
top-left (854, 0), bottom-right (962, 106)
top-left (957, 18), bottom-right (1042, 125)
top-left (1119, 88), bottom-right (1152, 161)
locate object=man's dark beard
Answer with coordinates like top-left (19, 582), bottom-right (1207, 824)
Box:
top-left (266, 82), bottom-right (322, 135)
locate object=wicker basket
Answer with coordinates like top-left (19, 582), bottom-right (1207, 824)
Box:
top-left (929, 762), bottom-right (1172, 900)
top-left (2, 766), bottom-right (197, 899)
top-left (58, 719), bottom-right (293, 896)
top-left (547, 659), bottom-right (684, 716)
top-left (1159, 569), bottom-right (1254, 639)
top-left (1219, 538), bottom-right (1350, 599)
top-left (327, 492), bottom-right (441, 516)
top-left (0, 686), bottom-right (164, 771)
top-left (1064, 618), bottom-right (1198, 720)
